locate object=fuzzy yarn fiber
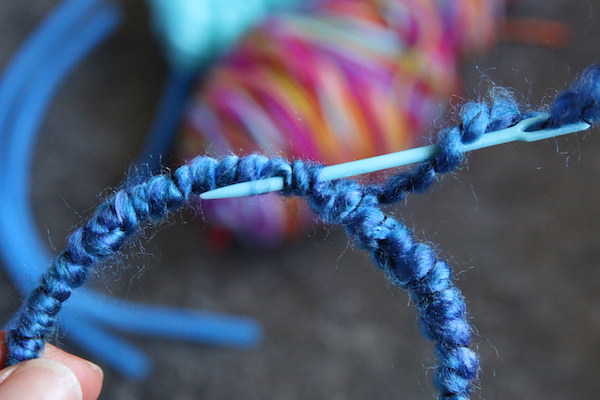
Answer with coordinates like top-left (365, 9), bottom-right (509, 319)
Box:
top-left (7, 65), bottom-right (600, 399)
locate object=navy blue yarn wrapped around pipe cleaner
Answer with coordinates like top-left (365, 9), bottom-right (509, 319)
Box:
top-left (6, 64), bottom-right (600, 399)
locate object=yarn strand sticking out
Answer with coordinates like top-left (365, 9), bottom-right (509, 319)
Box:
top-left (7, 65), bottom-right (600, 399)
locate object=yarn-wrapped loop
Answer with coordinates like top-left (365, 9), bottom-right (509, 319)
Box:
top-left (374, 90), bottom-right (525, 205)
top-left (8, 65), bottom-right (600, 398)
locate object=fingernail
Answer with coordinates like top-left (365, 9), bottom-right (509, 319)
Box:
top-left (86, 359), bottom-right (104, 380)
top-left (0, 358), bottom-right (83, 400)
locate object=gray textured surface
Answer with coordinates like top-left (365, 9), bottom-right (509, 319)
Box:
top-left (1, 1), bottom-right (600, 399)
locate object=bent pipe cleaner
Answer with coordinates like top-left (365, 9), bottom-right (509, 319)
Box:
top-left (6, 65), bottom-right (600, 399)
top-left (0, 0), bottom-right (308, 376)
top-left (0, 0), bottom-right (257, 378)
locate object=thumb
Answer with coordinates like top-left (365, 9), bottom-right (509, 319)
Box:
top-left (0, 358), bottom-right (82, 400)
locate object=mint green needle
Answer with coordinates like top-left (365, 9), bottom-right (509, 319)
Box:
top-left (200, 114), bottom-right (590, 200)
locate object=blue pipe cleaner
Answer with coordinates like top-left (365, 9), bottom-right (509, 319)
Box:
top-left (127, 71), bottom-right (195, 184)
top-left (0, 0), bottom-right (145, 352)
top-left (0, 0), bottom-right (260, 377)
top-left (7, 64), bottom-right (600, 398)
top-left (0, 0), bottom-right (159, 377)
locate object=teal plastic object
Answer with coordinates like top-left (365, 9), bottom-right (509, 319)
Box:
top-left (148, 0), bottom-right (304, 71)
top-left (200, 114), bottom-right (591, 199)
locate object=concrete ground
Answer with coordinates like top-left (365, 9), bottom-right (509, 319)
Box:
top-left (1, 1), bottom-right (599, 399)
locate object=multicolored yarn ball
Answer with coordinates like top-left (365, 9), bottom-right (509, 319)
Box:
top-left (181, 0), bottom-right (503, 246)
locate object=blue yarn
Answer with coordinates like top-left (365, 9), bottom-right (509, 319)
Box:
top-left (7, 64), bottom-right (600, 398)
top-left (547, 64), bottom-right (600, 127)
top-left (5, 151), bottom-right (477, 397)
top-left (370, 88), bottom-right (524, 204)
top-left (0, 0), bottom-right (260, 377)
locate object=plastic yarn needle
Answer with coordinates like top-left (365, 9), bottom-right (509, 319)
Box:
top-left (200, 114), bottom-right (590, 200)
